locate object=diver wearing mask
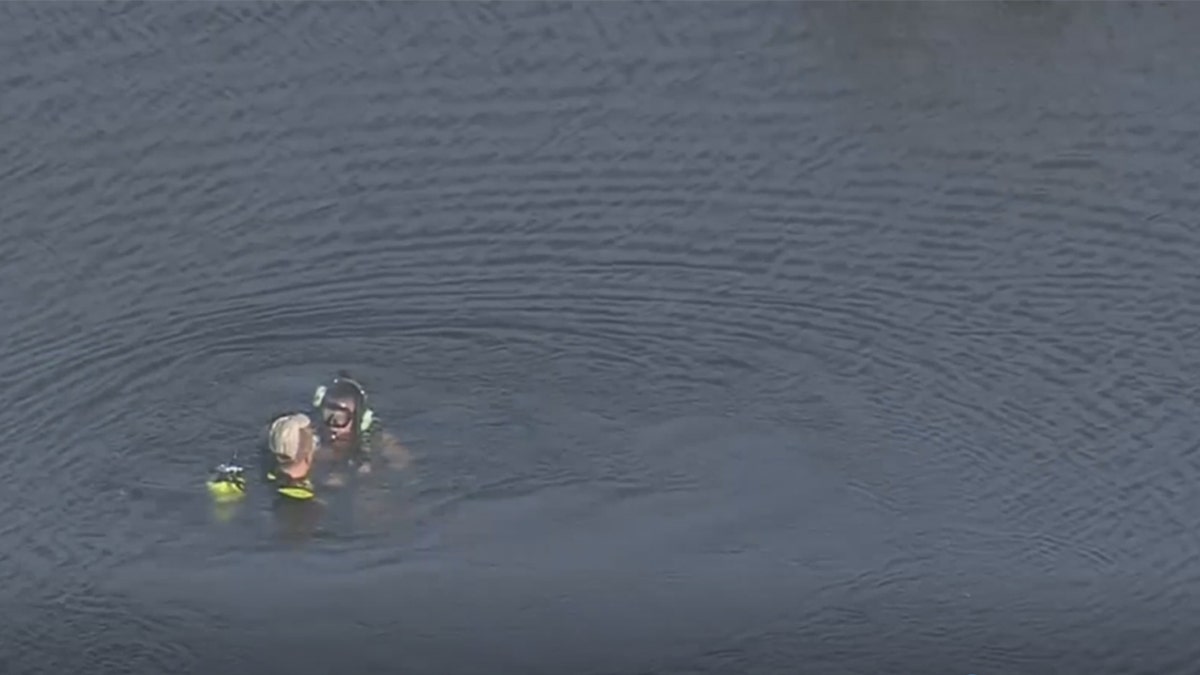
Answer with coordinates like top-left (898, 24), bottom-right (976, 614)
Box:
top-left (311, 372), bottom-right (409, 479)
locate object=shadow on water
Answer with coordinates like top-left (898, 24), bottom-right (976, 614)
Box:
top-left (5, 2), bottom-right (1200, 674)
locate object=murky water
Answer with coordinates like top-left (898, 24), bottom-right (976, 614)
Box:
top-left (4, 3), bottom-right (1200, 674)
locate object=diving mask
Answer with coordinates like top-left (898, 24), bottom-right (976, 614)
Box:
top-left (321, 404), bottom-right (354, 430)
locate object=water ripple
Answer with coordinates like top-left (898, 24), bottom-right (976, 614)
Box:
top-left (4, 2), bottom-right (1200, 674)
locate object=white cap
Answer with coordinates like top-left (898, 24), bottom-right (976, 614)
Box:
top-left (269, 413), bottom-right (315, 465)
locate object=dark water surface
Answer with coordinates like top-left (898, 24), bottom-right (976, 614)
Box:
top-left (4, 2), bottom-right (1200, 674)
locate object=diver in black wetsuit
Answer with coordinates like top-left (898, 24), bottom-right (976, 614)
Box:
top-left (311, 373), bottom-right (409, 483)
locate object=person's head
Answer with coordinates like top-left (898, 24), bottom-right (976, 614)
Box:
top-left (312, 375), bottom-right (372, 452)
top-left (269, 413), bottom-right (317, 479)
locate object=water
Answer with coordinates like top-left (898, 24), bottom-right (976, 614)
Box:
top-left (3, 2), bottom-right (1200, 673)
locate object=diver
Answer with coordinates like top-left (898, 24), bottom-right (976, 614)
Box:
top-left (205, 372), bottom-right (408, 505)
top-left (310, 372), bottom-right (409, 481)
top-left (206, 412), bottom-right (321, 504)
top-left (263, 412), bottom-right (320, 499)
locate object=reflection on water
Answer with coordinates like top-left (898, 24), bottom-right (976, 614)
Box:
top-left (4, 3), bottom-right (1200, 674)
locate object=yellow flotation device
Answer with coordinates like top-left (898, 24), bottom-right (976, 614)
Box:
top-left (206, 464), bottom-right (247, 503)
top-left (265, 469), bottom-right (316, 501)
